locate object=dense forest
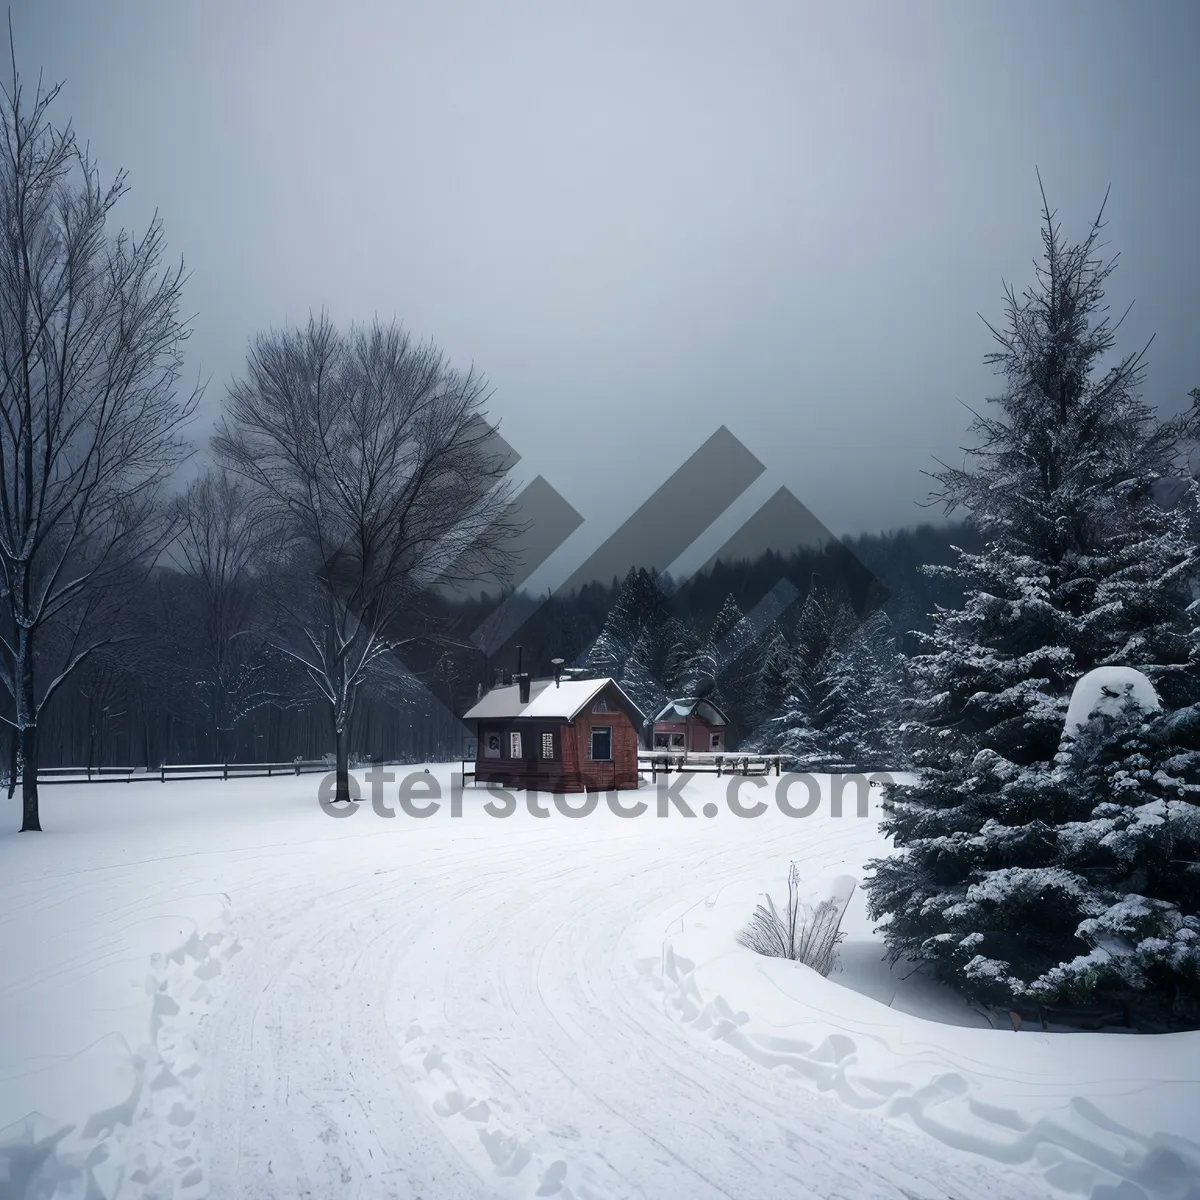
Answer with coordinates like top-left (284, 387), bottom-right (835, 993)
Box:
top-left (28, 518), bottom-right (980, 772)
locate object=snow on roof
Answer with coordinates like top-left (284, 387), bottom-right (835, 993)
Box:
top-left (464, 677), bottom-right (645, 722)
top-left (652, 697), bottom-right (728, 726)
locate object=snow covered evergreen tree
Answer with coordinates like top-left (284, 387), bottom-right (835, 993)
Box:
top-left (687, 594), bottom-right (745, 701)
top-left (865, 184), bottom-right (1200, 1023)
top-left (761, 579), bottom-right (858, 763)
top-left (583, 567), bottom-right (682, 726)
top-left (749, 627), bottom-right (796, 734)
top-left (818, 611), bottom-right (907, 771)
top-left (618, 626), bottom-right (664, 719)
top-left (582, 567), bottom-right (672, 678)
top-left (1034, 669), bottom-right (1200, 1021)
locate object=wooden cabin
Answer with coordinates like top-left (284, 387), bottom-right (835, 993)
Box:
top-left (652, 697), bottom-right (732, 753)
top-left (464, 675), bottom-right (646, 792)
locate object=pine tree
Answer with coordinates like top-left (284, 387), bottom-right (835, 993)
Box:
top-left (691, 594), bottom-right (745, 700)
top-left (751, 627), bottom-right (796, 733)
top-left (819, 610), bottom-right (907, 771)
top-left (865, 184), bottom-right (1200, 1021)
top-left (709, 593), bottom-right (745, 647)
top-left (1035, 674), bottom-right (1200, 1021)
top-left (764, 579), bottom-right (858, 762)
top-left (619, 626), bottom-right (664, 719)
top-left (583, 567), bottom-right (672, 677)
top-left (661, 619), bottom-right (702, 697)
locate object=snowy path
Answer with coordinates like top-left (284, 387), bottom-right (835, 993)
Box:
top-left (2, 769), bottom-right (1198, 1199)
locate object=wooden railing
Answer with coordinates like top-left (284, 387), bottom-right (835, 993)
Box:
top-left (33, 759), bottom-right (334, 785)
top-left (637, 751), bottom-right (786, 779)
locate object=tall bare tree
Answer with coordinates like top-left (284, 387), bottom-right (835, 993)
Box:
top-left (0, 44), bottom-right (199, 830)
top-left (214, 313), bottom-right (518, 801)
top-left (170, 469), bottom-right (273, 760)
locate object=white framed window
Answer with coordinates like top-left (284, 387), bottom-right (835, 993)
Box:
top-left (710, 733), bottom-right (722, 749)
top-left (592, 695), bottom-right (609, 712)
top-left (509, 731), bottom-right (522, 758)
top-left (484, 732), bottom-right (501, 759)
top-left (541, 732), bottom-right (554, 759)
top-left (654, 732), bottom-right (669, 748)
top-left (590, 726), bottom-right (612, 761)
top-left (670, 733), bottom-right (685, 749)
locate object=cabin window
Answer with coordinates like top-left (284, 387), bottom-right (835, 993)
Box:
top-left (654, 732), bottom-right (669, 748)
top-left (590, 726), bottom-right (612, 761)
top-left (670, 733), bottom-right (685, 749)
top-left (541, 732), bottom-right (554, 759)
top-left (484, 733), bottom-right (501, 759)
top-left (592, 695), bottom-right (610, 712)
top-left (509, 731), bottom-right (523, 758)
top-left (710, 733), bottom-right (722, 750)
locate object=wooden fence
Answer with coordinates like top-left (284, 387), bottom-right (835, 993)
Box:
top-left (34, 760), bottom-right (334, 785)
top-left (637, 751), bottom-right (786, 779)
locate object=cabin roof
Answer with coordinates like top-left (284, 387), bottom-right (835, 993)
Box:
top-left (464, 677), bottom-right (646, 722)
top-left (653, 696), bottom-right (729, 726)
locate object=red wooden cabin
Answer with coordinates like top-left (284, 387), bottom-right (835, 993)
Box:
top-left (651, 697), bottom-right (732, 753)
top-left (464, 675), bottom-right (646, 792)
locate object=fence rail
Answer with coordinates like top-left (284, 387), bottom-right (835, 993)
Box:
top-left (637, 751), bottom-right (786, 779)
top-left (32, 760), bottom-right (335, 785)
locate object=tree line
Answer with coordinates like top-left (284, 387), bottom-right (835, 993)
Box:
top-left (0, 55), bottom-right (518, 829)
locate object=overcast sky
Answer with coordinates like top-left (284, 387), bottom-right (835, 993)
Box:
top-left (11, 0), bottom-right (1200, 576)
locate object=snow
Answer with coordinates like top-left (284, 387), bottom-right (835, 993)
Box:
top-left (1063, 666), bottom-right (1162, 737)
top-left (651, 698), bottom-right (729, 726)
top-left (2, 770), bottom-right (1198, 1199)
top-left (463, 677), bottom-right (643, 721)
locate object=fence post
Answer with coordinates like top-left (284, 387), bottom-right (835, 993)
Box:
top-left (223, 761), bottom-right (228, 781)
top-left (87, 764), bottom-right (91, 782)
top-left (161, 763), bottom-right (165, 783)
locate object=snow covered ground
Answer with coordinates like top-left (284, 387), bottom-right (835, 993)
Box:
top-left (1, 768), bottom-right (1198, 1200)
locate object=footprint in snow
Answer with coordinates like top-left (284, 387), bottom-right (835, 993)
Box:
top-left (536, 1160), bottom-right (569, 1195)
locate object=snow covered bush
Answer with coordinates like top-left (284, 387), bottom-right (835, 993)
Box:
top-left (736, 863), bottom-right (850, 976)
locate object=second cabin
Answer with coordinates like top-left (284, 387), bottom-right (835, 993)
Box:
top-left (464, 674), bottom-right (646, 793)
top-left (651, 696), bottom-right (732, 753)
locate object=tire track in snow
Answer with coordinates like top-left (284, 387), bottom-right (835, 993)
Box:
top-left (4, 777), bottom-right (1089, 1199)
top-left (198, 805), bottom-right (1050, 1200)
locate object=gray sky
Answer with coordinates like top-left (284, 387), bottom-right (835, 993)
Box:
top-left (11, 0), bottom-right (1200, 579)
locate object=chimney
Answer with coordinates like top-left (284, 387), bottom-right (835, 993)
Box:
top-left (518, 674), bottom-right (531, 704)
top-left (551, 657), bottom-right (564, 687)
top-left (516, 645), bottom-right (523, 678)
top-left (476, 681), bottom-right (483, 701)
top-left (494, 668), bottom-right (504, 689)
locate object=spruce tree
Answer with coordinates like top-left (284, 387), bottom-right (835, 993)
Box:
top-left (865, 183), bottom-right (1200, 1020)
top-left (583, 567), bottom-right (672, 677)
top-left (821, 611), bottom-right (906, 771)
top-left (765, 579), bottom-right (858, 763)
top-left (1034, 670), bottom-right (1200, 1021)
top-left (749, 626), bottom-right (796, 737)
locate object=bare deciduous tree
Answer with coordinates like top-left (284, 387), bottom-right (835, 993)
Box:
top-left (170, 469), bottom-right (274, 760)
top-left (214, 313), bottom-right (518, 802)
top-left (0, 41), bottom-right (199, 830)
